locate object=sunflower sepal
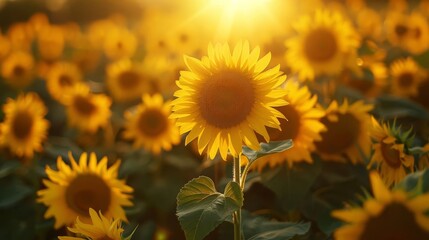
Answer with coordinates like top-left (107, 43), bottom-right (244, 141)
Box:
top-left (122, 225), bottom-right (138, 240)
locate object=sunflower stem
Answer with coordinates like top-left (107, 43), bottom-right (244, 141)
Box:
top-left (233, 154), bottom-right (242, 240)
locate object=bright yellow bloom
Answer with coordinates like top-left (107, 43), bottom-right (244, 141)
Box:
top-left (58, 208), bottom-right (124, 240)
top-left (46, 61), bottom-right (83, 102)
top-left (390, 57), bottom-right (425, 97)
top-left (63, 84), bottom-right (112, 133)
top-left (103, 27), bottom-right (137, 61)
top-left (368, 117), bottom-right (414, 186)
top-left (315, 100), bottom-right (373, 164)
top-left (1, 93), bottom-right (49, 158)
top-left (251, 82), bottom-right (326, 170)
top-left (285, 9), bottom-right (360, 81)
top-left (171, 42), bottom-right (288, 160)
top-left (332, 172), bottom-right (429, 240)
top-left (123, 94), bottom-right (181, 155)
top-left (37, 25), bottom-right (65, 61)
top-left (37, 152), bottom-right (133, 229)
top-left (1, 51), bottom-right (35, 88)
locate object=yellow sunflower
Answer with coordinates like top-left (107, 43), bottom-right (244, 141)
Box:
top-left (251, 82), bottom-right (326, 170)
top-left (58, 208), bottom-right (123, 240)
top-left (103, 27), bottom-right (137, 61)
top-left (106, 59), bottom-right (153, 102)
top-left (1, 51), bottom-right (35, 88)
top-left (368, 117), bottom-right (415, 186)
top-left (170, 41), bottom-right (288, 160)
top-left (314, 100), bottom-right (373, 164)
top-left (285, 9), bottom-right (360, 81)
top-left (63, 84), bottom-right (112, 133)
top-left (7, 22), bottom-right (33, 51)
top-left (1, 93), bottom-right (49, 158)
top-left (390, 57), bottom-right (424, 97)
top-left (0, 34), bottom-right (11, 60)
top-left (123, 94), bottom-right (180, 155)
top-left (46, 62), bottom-right (83, 102)
top-left (37, 152), bottom-right (133, 229)
top-left (37, 25), bottom-right (65, 61)
top-left (405, 12), bottom-right (429, 54)
top-left (332, 171), bottom-right (429, 240)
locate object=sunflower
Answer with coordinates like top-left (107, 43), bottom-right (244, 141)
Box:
top-left (404, 12), bottom-right (429, 54)
top-left (368, 117), bottom-right (414, 186)
top-left (0, 93), bottom-right (49, 158)
top-left (123, 94), bottom-right (180, 155)
top-left (103, 27), bottom-right (137, 61)
top-left (285, 9), bottom-right (360, 81)
top-left (63, 84), bottom-right (112, 133)
top-left (390, 57), bottom-right (424, 97)
top-left (37, 152), bottom-right (133, 229)
top-left (46, 62), bottom-right (83, 102)
top-left (170, 41), bottom-right (287, 160)
top-left (251, 82), bottom-right (326, 170)
top-left (7, 22), bottom-right (33, 51)
top-left (332, 171), bottom-right (429, 240)
top-left (314, 100), bottom-right (373, 164)
top-left (418, 143), bottom-right (429, 170)
top-left (0, 34), bottom-right (11, 60)
top-left (106, 59), bottom-right (153, 102)
top-left (37, 25), bottom-right (65, 61)
top-left (58, 208), bottom-right (123, 240)
top-left (1, 51), bottom-right (35, 88)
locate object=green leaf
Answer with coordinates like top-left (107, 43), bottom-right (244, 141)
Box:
top-left (242, 140), bottom-right (293, 163)
top-left (375, 95), bottom-right (429, 120)
top-left (396, 169), bottom-right (429, 194)
top-left (0, 177), bottom-right (33, 208)
top-left (0, 161), bottom-right (20, 179)
top-left (176, 176), bottom-right (243, 240)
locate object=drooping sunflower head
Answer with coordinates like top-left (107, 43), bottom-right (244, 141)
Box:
top-left (58, 208), bottom-right (124, 240)
top-left (1, 51), bottom-right (35, 88)
top-left (37, 152), bottom-right (133, 229)
top-left (123, 94), bottom-right (180, 155)
top-left (368, 117), bottom-right (415, 186)
top-left (46, 61), bottom-right (82, 103)
top-left (63, 83), bottom-right (112, 133)
top-left (332, 171), bottom-right (429, 240)
top-left (285, 9), bottom-right (360, 81)
top-left (1, 92), bottom-right (49, 159)
top-left (106, 59), bottom-right (154, 102)
top-left (171, 41), bottom-right (288, 160)
top-left (103, 27), bottom-right (137, 61)
top-left (314, 100), bottom-right (373, 164)
top-left (390, 57), bottom-right (424, 97)
top-left (251, 82), bottom-right (326, 170)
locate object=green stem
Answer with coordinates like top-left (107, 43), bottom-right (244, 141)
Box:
top-left (233, 154), bottom-right (242, 240)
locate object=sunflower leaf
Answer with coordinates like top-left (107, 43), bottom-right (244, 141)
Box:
top-left (242, 140), bottom-right (293, 164)
top-left (176, 176), bottom-right (243, 240)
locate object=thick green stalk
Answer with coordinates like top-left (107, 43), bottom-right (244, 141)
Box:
top-left (233, 154), bottom-right (242, 240)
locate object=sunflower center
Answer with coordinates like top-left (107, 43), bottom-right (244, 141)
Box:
top-left (315, 113), bottom-right (360, 155)
top-left (137, 109), bottom-right (167, 137)
top-left (304, 28), bottom-right (338, 62)
top-left (359, 202), bottom-right (429, 240)
top-left (179, 33), bottom-right (189, 43)
top-left (65, 174), bottom-right (111, 217)
top-left (398, 72), bottom-right (414, 88)
top-left (13, 65), bottom-right (25, 77)
top-left (394, 24), bottom-right (408, 37)
top-left (11, 111), bottom-right (34, 140)
top-left (74, 96), bottom-right (96, 116)
top-left (198, 70), bottom-right (255, 129)
top-left (380, 141), bottom-right (402, 168)
top-left (118, 71), bottom-right (140, 90)
top-left (59, 74), bottom-right (73, 87)
top-left (266, 105), bottom-right (301, 141)
top-left (97, 236), bottom-right (114, 240)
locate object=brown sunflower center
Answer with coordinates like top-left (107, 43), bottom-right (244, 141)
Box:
top-left (118, 71), bottom-right (141, 90)
top-left (198, 70), bottom-right (255, 129)
top-left (73, 96), bottom-right (96, 116)
top-left (380, 141), bottom-right (402, 168)
top-left (179, 33), bottom-right (189, 43)
top-left (398, 72), bottom-right (414, 88)
top-left (98, 236), bottom-right (114, 240)
top-left (394, 24), bottom-right (408, 37)
top-left (137, 109), bottom-right (168, 137)
top-left (65, 174), bottom-right (111, 217)
top-left (266, 105), bottom-right (301, 141)
top-left (11, 111), bottom-right (34, 140)
top-left (13, 65), bottom-right (26, 77)
top-left (304, 28), bottom-right (338, 62)
top-left (359, 202), bottom-right (429, 240)
top-left (315, 113), bottom-right (361, 155)
top-left (59, 74), bottom-right (73, 87)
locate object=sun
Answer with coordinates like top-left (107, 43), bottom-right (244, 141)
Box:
top-left (170, 41), bottom-right (287, 160)
top-left (37, 152), bottom-right (133, 229)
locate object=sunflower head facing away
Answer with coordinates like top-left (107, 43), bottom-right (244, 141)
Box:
top-left (368, 117), bottom-right (415, 187)
top-left (332, 171), bottom-right (429, 240)
top-left (37, 152), bottom-right (133, 229)
top-left (170, 41), bottom-right (288, 160)
top-left (123, 94), bottom-right (180, 155)
top-left (58, 208), bottom-right (124, 240)
top-left (314, 100), bottom-right (373, 164)
top-left (1, 92), bottom-right (49, 159)
top-left (251, 82), bottom-right (326, 170)
top-left (285, 9), bottom-right (360, 81)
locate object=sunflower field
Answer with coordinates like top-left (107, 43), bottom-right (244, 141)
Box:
top-left (1, 0), bottom-right (429, 239)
